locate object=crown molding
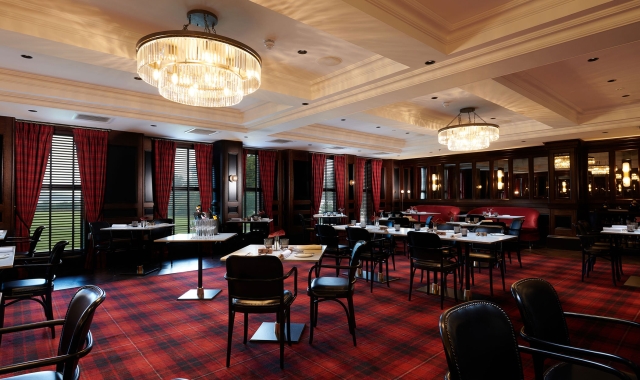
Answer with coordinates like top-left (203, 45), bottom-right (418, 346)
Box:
top-left (271, 123), bottom-right (404, 153)
top-left (0, 68), bottom-right (247, 132)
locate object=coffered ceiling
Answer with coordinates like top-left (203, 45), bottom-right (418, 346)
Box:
top-left (0, 0), bottom-right (639, 158)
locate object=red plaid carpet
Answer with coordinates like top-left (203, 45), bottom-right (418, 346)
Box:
top-left (2, 251), bottom-right (639, 379)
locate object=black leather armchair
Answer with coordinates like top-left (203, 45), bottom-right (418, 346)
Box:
top-left (440, 300), bottom-right (632, 380)
top-left (511, 278), bottom-right (639, 379)
top-left (307, 240), bottom-right (365, 346)
top-left (4, 225), bottom-right (46, 259)
top-left (0, 240), bottom-right (68, 344)
top-left (0, 285), bottom-right (106, 379)
top-left (225, 255), bottom-right (297, 369)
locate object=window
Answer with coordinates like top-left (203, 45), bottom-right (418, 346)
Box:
top-left (33, 134), bottom-right (84, 251)
top-left (319, 157), bottom-right (336, 212)
top-left (244, 153), bottom-right (262, 218)
top-left (168, 148), bottom-right (200, 233)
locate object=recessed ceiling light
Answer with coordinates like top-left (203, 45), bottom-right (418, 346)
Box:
top-left (28, 109), bottom-right (37, 112)
top-left (376, 126), bottom-right (380, 128)
top-left (603, 131), bottom-right (608, 134)
top-left (521, 140), bottom-right (526, 142)
top-left (425, 60), bottom-right (436, 65)
top-left (150, 124), bottom-right (157, 127)
top-left (587, 57), bottom-right (599, 62)
top-left (21, 55), bottom-right (32, 59)
top-left (297, 50), bottom-right (307, 55)
top-left (134, 76), bottom-right (142, 80)
top-left (341, 119), bottom-right (346, 121)
top-left (431, 96), bottom-right (438, 99)
top-left (302, 102), bottom-right (309, 105)
top-left (608, 79), bottom-right (617, 83)
top-left (405, 132), bottom-right (409, 134)
top-left (308, 144), bottom-right (312, 146)
top-left (244, 136), bottom-right (248, 138)
top-left (490, 117), bottom-right (496, 120)
top-left (622, 94), bottom-right (630, 97)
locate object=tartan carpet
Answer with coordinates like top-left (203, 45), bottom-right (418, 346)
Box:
top-left (1, 251), bottom-right (639, 379)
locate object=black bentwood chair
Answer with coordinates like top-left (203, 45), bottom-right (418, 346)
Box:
top-left (0, 285), bottom-right (106, 380)
top-left (346, 227), bottom-right (390, 292)
top-left (307, 240), bottom-right (365, 346)
top-left (407, 231), bottom-right (459, 309)
top-left (439, 301), bottom-right (632, 380)
top-left (0, 240), bottom-right (68, 344)
top-left (5, 225), bottom-right (46, 259)
top-left (225, 255), bottom-right (297, 369)
top-left (315, 224), bottom-right (350, 276)
top-left (511, 278), bottom-right (640, 380)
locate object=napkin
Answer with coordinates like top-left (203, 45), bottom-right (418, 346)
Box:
top-left (0, 246), bottom-right (14, 252)
top-left (281, 249), bottom-right (292, 259)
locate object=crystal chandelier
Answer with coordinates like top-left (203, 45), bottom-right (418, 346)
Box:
top-left (554, 155), bottom-right (570, 169)
top-left (438, 107), bottom-right (499, 151)
top-left (136, 10), bottom-right (261, 107)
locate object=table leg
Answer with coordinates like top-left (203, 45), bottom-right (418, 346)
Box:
top-left (464, 242), bottom-right (472, 301)
top-left (178, 242), bottom-right (221, 300)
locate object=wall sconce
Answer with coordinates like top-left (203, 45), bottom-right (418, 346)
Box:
top-left (431, 174), bottom-right (438, 191)
top-left (514, 190), bottom-right (519, 195)
top-left (588, 183), bottom-right (592, 192)
top-left (229, 174), bottom-right (238, 182)
top-left (497, 167), bottom-right (504, 190)
top-left (349, 179), bottom-right (355, 186)
top-left (622, 159), bottom-right (631, 187)
top-left (561, 180), bottom-right (567, 193)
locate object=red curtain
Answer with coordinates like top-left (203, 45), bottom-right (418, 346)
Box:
top-left (194, 143), bottom-right (213, 213)
top-left (73, 129), bottom-right (108, 223)
top-left (334, 155), bottom-right (346, 211)
top-left (15, 122), bottom-right (54, 251)
top-left (354, 157), bottom-right (366, 222)
top-left (152, 140), bottom-right (176, 219)
top-left (371, 159), bottom-right (382, 215)
top-left (311, 153), bottom-right (326, 216)
top-left (258, 150), bottom-right (276, 232)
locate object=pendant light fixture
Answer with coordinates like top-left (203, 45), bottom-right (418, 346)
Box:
top-left (136, 9), bottom-right (261, 108)
top-left (438, 107), bottom-right (499, 151)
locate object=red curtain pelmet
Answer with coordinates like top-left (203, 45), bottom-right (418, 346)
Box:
top-left (152, 140), bottom-right (176, 219)
top-left (258, 150), bottom-right (276, 232)
top-left (14, 122), bottom-right (54, 251)
top-left (194, 143), bottom-right (213, 213)
top-left (354, 157), bottom-right (366, 222)
top-left (333, 155), bottom-right (346, 211)
top-left (311, 153), bottom-right (326, 216)
top-left (73, 129), bottom-right (108, 223)
top-left (371, 159), bottom-right (382, 216)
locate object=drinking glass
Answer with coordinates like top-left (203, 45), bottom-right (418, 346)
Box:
top-left (461, 228), bottom-right (468, 237)
top-left (280, 238), bottom-right (289, 250)
top-left (394, 223), bottom-right (400, 231)
top-left (465, 217), bottom-right (471, 223)
top-left (473, 217), bottom-right (479, 224)
top-left (414, 223), bottom-right (421, 231)
top-left (375, 219), bottom-right (380, 227)
top-left (264, 238), bottom-right (273, 249)
top-left (454, 226), bottom-right (461, 234)
top-left (627, 224), bottom-right (635, 232)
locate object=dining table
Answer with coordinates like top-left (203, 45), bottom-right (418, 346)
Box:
top-left (0, 245), bottom-right (15, 269)
top-left (333, 224), bottom-right (515, 300)
top-left (313, 213), bottom-right (348, 225)
top-left (155, 233), bottom-right (237, 300)
top-left (102, 223), bottom-right (175, 276)
top-left (600, 226), bottom-right (640, 288)
top-left (221, 244), bottom-right (326, 343)
top-left (0, 230), bottom-right (7, 241)
top-left (401, 211), bottom-right (439, 223)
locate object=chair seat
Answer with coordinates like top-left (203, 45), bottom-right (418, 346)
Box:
top-left (309, 276), bottom-right (350, 296)
top-left (232, 290), bottom-right (293, 307)
top-left (469, 252), bottom-right (496, 260)
top-left (413, 259), bottom-right (458, 270)
top-left (1, 278), bottom-right (48, 295)
top-left (545, 362), bottom-right (636, 380)
top-left (1, 371), bottom-right (64, 380)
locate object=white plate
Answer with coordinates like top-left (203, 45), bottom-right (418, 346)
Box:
top-left (294, 252), bottom-right (314, 258)
top-left (489, 233), bottom-right (505, 236)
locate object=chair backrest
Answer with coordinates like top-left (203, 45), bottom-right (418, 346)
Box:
top-left (56, 285), bottom-right (106, 377)
top-left (347, 240), bottom-right (367, 282)
top-left (407, 231), bottom-right (445, 262)
top-left (46, 240), bottom-right (68, 283)
top-left (440, 301), bottom-right (524, 380)
top-left (29, 225), bottom-right (46, 254)
top-left (508, 219), bottom-right (523, 236)
top-left (510, 278), bottom-right (571, 346)
top-left (297, 214), bottom-right (307, 228)
top-left (225, 255), bottom-right (285, 301)
top-left (89, 222), bottom-right (111, 246)
top-left (346, 227), bottom-right (371, 248)
top-left (425, 215), bottom-right (433, 225)
top-left (316, 224), bottom-right (339, 248)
